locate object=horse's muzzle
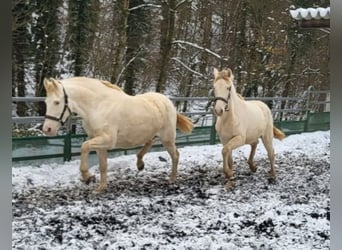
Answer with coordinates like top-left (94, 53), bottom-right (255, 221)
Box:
top-left (214, 107), bottom-right (224, 116)
top-left (42, 122), bottom-right (58, 136)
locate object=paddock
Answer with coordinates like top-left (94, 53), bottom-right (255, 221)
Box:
top-left (12, 131), bottom-right (330, 249)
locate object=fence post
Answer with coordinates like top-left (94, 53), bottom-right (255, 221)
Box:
top-left (209, 113), bottom-right (217, 145)
top-left (63, 118), bottom-right (74, 161)
top-left (304, 86), bottom-right (314, 132)
top-left (63, 132), bottom-right (72, 161)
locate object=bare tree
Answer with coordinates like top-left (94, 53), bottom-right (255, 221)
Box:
top-left (110, 0), bottom-right (129, 84)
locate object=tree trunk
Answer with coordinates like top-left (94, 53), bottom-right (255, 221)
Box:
top-left (123, 0), bottom-right (148, 95)
top-left (234, 0), bottom-right (247, 94)
top-left (155, 0), bottom-right (176, 93)
top-left (12, 0), bottom-right (31, 116)
top-left (199, 0), bottom-right (212, 76)
top-left (33, 0), bottom-right (62, 116)
top-left (111, 0), bottom-right (129, 84)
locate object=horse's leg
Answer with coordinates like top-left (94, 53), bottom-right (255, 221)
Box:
top-left (80, 146), bottom-right (95, 185)
top-left (247, 141), bottom-right (258, 172)
top-left (228, 151), bottom-right (233, 171)
top-left (261, 135), bottom-right (276, 179)
top-left (136, 138), bottom-right (155, 171)
top-left (222, 135), bottom-right (244, 190)
top-left (80, 134), bottom-right (114, 193)
top-left (96, 149), bottom-right (108, 193)
top-left (161, 140), bottom-right (179, 183)
top-left (222, 147), bottom-right (233, 189)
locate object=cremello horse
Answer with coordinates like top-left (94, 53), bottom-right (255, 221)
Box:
top-left (212, 68), bottom-right (285, 190)
top-left (42, 77), bottom-right (194, 192)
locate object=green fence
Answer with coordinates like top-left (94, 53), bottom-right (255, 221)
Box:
top-left (12, 90), bottom-right (330, 163)
top-left (12, 111), bottom-right (330, 162)
top-left (274, 112), bottom-right (330, 135)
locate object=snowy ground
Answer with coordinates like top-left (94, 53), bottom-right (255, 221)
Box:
top-left (12, 131), bottom-right (330, 250)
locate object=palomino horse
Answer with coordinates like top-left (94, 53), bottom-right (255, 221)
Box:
top-left (42, 77), bottom-right (193, 192)
top-left (212, 68), bottom-right (285, 190)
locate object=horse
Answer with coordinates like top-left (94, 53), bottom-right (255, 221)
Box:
top-left (42, 77), bottom-right (194, 193)
top-left (212, 68), bottom-right (285, 190)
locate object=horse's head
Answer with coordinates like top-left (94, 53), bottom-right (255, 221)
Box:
top-left (42, 78), bottom-right (71, 136)
top-left (213, 68), bottom-right (234, 116)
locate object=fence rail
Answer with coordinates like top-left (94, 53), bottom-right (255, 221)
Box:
top-left (12, 88), bottom-right (330, 163)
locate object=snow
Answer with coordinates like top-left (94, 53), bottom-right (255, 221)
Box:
top-left (12, 131), bottom-right (330, 249)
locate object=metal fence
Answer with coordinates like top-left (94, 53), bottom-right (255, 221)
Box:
top-left (12, 88), bottom-right (330, 163)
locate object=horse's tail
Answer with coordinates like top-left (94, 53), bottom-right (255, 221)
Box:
top-left (273, 126), bottom-right (286, 140)
top-left (176, 113), bottom-right (194, 134)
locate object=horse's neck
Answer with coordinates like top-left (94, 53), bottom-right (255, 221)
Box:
top-left (63, 85), bottom-right (89, 118)
top-left (64, 82), bottom-right (123, 118)
top-left (221, 88), bottom-right (241, 122)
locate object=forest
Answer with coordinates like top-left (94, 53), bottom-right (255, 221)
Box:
top-left (12, 0), bottom-right (330, 117)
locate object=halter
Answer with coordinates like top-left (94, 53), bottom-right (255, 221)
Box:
top-left (214, 90), bottom-right (231, 111)
top-left (45, 86), bottom-right (72, 126)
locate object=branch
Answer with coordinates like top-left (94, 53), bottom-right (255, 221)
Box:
top-left (128, 4), bottom-right (161, 12)
top-left (117, 55), bottom-right (138, 83)
top-left (171, 57), bottom-right (205, 78)
top-left (116, 48), bottom-right (143, 83)
top-left (172, 40), bottom-right (228, 61)
top-left (175, 0), bottom-right (192, 10)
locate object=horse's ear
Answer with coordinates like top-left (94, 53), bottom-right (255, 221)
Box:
top-left (43, 78), bottom-right (51, 91)
top-left (213, 68), bottom-right (219, 81)
top-left (225, 68), bottom-right (234, 80)
top-left (43, 78), bottom-right (58, 92)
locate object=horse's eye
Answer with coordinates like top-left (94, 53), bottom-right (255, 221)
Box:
top-left (228, 86), bottom-right (231, 91)
top-left (54, 101), bottom-right (60, 105)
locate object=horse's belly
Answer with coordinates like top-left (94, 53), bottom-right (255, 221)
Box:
top-left (115, 125), bottom-right (159, 148)
top-left (217, 129), bottom-right (233, 145)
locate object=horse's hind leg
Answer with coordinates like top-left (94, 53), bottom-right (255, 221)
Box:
top-left (136, 138), bottom-right (155, 171)
top-left (248, 142), bottom-right (258, 172)
top-left (161, 140), bottom-right (179, 183)
top-left (261, 135), bottom-right (276, 179)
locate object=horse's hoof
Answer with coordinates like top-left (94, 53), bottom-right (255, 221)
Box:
top-left (168, 177), bottom-right (176, 184)
top-left (250, 166), bottom-right (257, 173)
top-left (93, 185), bottom-right (107, 193)
top-left (93, 188), bottom-right (106, 194)
top-left (269, 171), bottom-right (276, 179)
top-left (84, 175), bottom-right (96, 185)
top-left (137, 162), bottom-right (144, 171)
top-left (224, 181), bottom-right (234, 191)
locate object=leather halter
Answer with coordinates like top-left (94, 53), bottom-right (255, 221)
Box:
top-left (45, 86), bottom-right (72, 126)
top-left (214, 90), bottom-right (231, 111)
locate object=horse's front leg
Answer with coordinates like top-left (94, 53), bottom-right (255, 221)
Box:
top-left (80, 134), bottom-right (114, 193)
top-left (96, 149), bottom-right (108, 193)
top-left (222, 135), bottom-right (244, 190)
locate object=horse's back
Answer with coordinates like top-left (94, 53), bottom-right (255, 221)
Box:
top-left (136, 92), bottom-right (177, 119)
top-left (238, 100), bottom-right (273, 143)
top-left (244, 100), bottom-right (272, 121)
top-left (114, 92), bottom-right (177, 147)
top-left (248, 99), bottom-right (273, 130)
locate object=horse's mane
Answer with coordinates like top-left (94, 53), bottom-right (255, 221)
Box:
top-left (214, 69), bottom-right (244, 100)
top-left (100, 80), bottom-right (123, 92)
top-left (215, 69), bottom-right (234, 82)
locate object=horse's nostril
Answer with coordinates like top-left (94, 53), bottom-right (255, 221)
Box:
top-left (44, 127), bottom-right (51, 134)
top-left (215, 108), bottom-right (223, 116)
